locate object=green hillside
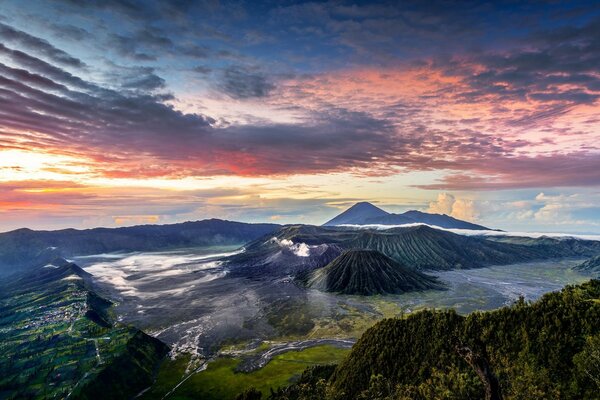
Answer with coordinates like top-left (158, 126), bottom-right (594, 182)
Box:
top-left (267, 279), bottom-right (600, 400)
top-left (0, 262), bottom-right (169, 399)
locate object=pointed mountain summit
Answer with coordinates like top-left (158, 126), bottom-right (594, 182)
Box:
top-left (323, 202), bottom-right (390, 226)
top-left (323, 202), bottom-right (493, 230)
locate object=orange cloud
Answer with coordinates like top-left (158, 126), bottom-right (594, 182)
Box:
top-left (114, 215), bottom-right (161, 225)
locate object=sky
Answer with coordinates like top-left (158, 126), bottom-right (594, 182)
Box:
top-left (0, 0), bottom-right (599, 233)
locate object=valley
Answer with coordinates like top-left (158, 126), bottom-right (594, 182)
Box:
top-left (2, 213), bottom-right (599, 399)
top-left (76, 246), bottom-right (592, 399)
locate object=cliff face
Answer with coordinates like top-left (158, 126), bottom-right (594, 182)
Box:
top-left (575, 255), bottom-right (600, 274)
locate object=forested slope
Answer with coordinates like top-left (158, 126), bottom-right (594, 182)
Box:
top-left (265, 280), bottom-right (600, 400)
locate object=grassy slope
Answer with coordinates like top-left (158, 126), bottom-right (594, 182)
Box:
top-left (141, 345), bottom-right (349, 400)
top-left (264, 280), bottom-right (600, 400)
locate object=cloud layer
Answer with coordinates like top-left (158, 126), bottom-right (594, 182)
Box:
top-left (0, 0), bottom-right (599, 231)
top-left (0, 1), bottom-right (598, 183)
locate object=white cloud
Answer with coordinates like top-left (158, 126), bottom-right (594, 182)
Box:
top-left (428, 193), bottom-right (479, 221)
top-left (534, 203), bottom-right (564, 222)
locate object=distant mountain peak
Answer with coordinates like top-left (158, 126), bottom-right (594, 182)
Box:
top-left (323, 202), bottom-right (492, 230)
top-left (348, 201), bottom-right (386, 212)
top-left (402, 210), bottom-right (428, 216)
top-left (323, 202), bottom-right (389, 226)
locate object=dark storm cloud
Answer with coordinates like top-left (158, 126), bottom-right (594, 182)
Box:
top-left (0, 22), bottom-right (86, 68)
top-left (415, 153), bottom-right (600, 190)
top-left (56, 0), bottom-right (202, 17)
top-left (219, 66), bottom-right (275, 99)
top-left (52, 0), bottom-right (152, 20)
top-left (0, 42), bottom-right (214, 154)
top-left (212, 109), bottom-right (400, 174)
top-left (107, 27), bottom-right (210, 61)
top-left (0, 43), bottom-right (96, 91)
top-left (435, 14), bottom-right (600, 106)
top-left (0, 38), bottom-right (405, 177)
top-left (268, 1), bottom-right (517, 62)
top-left (119, 68), bottom-right (166, 91)
top-left (109, 33), bottom-right (159, 61)
top-left (192, 65), bottom-right (212, 74)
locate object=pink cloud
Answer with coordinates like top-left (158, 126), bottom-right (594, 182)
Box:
top-left (0, 23), bottom-right (598, 188)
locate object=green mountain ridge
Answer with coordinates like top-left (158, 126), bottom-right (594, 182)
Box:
top-left (0, 261), bottom-right (169, 399)
top-left (344, 225), bottom-right (536, 270)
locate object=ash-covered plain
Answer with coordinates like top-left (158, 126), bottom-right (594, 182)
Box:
top-left (77, 244), bottom-right (592, 365)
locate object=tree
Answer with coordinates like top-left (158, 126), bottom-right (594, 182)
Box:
top-left (235, 387), bottom-right (262, 400)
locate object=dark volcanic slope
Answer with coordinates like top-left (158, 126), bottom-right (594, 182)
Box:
top-left (345, 225), bottom-right (539, 270)
top-left (574, 255), bottom-right (600, 274)
top-left (226, 225), bottom-right (346, 277)
top-left (0, 219), bottom-right (279, 276)
top-left (302, 249), bottom-right (443, 295)
top-left (347, 226), bottom-right (600, 270)
top-left (397, 210), bottom-right (490, 230)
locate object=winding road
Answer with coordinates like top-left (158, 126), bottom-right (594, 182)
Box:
top-left (235, 338), bottom-right (356, 372)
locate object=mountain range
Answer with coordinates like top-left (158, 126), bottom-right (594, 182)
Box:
top-left (0, 219), bottom-right (279, 276)
top-left (226, 224), bottom-right (600, 279)
top-left (1, 210), bottom-right (600, 399)
top-left (0, 202), bottom-right (494, 277)
top-left (323, 201), bottom-right (492, 230)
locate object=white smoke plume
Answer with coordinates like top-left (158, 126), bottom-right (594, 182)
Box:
top-left (270, 237), bottom-right (311, 257)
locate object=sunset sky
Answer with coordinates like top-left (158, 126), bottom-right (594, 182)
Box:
top-left (0, 0), bottom-right (599, 233)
